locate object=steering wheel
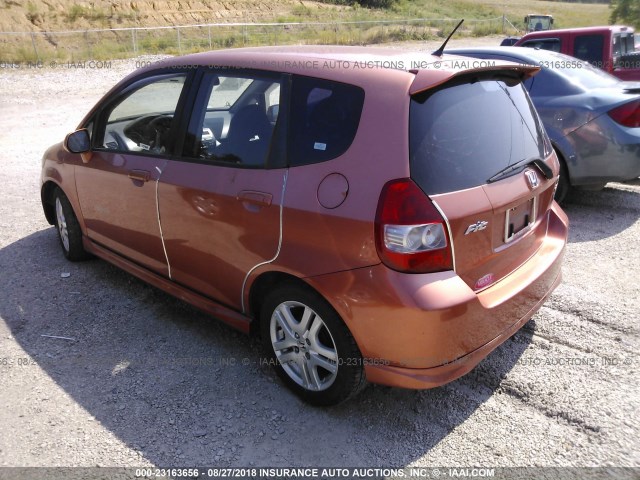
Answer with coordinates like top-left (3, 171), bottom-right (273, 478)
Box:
top-left (123, 114), bottom-right (173, 152)
top-left (148, 115), bottom-right (173, 152)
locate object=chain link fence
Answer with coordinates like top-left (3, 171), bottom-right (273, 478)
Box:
top-left (0, 16), bottom-right (517, 63)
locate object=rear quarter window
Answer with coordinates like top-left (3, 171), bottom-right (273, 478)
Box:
top-left (289, 76), bottom-right (365, 166)
top-left (410, 79), bottom-right (547, 195)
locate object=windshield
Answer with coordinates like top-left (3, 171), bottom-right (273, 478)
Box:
top-left (527, 16), bottom-right (552, 32)
top-left (110, 75), bottom-right (185, 122)
top-left (410, 79), bottom-right (549, 195)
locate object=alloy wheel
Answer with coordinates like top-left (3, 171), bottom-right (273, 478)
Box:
top-left (269, 301), bottom-right (338, 392)
top-left (55, 196), bottom-right (70, 252)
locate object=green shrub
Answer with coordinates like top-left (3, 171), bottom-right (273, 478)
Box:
top-left (67, 4), bottom-right (86, 23)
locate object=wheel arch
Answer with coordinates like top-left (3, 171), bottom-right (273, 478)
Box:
top-left (551, 142), bottom-right (572, 184)
top-left (253, 270), bottom-right (367, 404)
top-left (41, 180), bottom-right (61, 225)
top-left (247, 271), bottom-right (331, 335)
top-left (547, 129), bottom-right (581, 183)
top-left (42, 178), bottom-right (87, 235)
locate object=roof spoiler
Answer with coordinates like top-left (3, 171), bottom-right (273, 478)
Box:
top-left (409, 64), bottom-right (541, 96)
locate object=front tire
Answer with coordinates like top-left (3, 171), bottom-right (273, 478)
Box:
top-left (53, 188), bottom-right (90, 261)
top-left (260, 283), bottom-right (366, 406)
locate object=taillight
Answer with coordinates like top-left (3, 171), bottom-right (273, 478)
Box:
top-left (608, 99), bottom-right (640, 128)
top-left (375, 178), bottom-right (453, 273)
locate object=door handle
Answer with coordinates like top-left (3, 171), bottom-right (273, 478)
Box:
top-left (238, 190), bottom-right (272, 210)
top-left (128, 169), bottom-right (151, 183)
top-left (238, 190), bottom-right (273, 213)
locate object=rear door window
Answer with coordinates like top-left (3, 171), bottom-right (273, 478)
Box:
top-left (183, 71), bottom-right (284, 168)
top-left (410, 79), bottom-right (548, 195)
top-left (289, 76), bottom-right (365, 166)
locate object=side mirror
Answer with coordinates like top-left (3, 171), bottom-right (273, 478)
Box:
top-left (550, 18), bottom-right (554, 25)
top-left (64, 129), bottom-right (91, 154)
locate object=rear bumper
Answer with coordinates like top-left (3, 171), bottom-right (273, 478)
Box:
top-left (364, 267), bottom-right (561, 389)
top-left (306, 202), bottom-right (568, 390)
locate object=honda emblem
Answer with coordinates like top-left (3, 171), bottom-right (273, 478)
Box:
top-left (524, 168), bottom-right (539, 190)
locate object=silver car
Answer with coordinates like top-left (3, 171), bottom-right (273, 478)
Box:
top-left (448, 47), bottom-right (640, 202)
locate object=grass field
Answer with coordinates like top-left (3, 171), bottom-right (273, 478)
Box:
top-left (0, 0), bottom-right (611, 62)
top-left (281, 0), bottom-right (609, 29)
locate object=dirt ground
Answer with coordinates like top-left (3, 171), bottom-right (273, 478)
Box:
top-left (0, 45), bottom-right (638, 474)
top-left (0, 0), bottom-right (346, 33)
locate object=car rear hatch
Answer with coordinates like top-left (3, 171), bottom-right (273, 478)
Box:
top-left (409, 67), bottom-right (559, 293)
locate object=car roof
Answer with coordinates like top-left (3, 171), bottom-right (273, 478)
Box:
top-left (129, 45), bottom-right (537, 94)
top-left (149, 45), bottom-right (435, 76)
top-left (520, 25), bottom-right (634, 38)
top-left (80, 46), bottom-right (540, 127)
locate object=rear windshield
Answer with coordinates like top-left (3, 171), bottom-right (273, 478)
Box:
top-left (548, 60), bottom-right (620, 90)
top-left (410, 79), bottom-right (548, 195)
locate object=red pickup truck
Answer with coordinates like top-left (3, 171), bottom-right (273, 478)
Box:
top-left (514, 26), bottom-right (640, 81)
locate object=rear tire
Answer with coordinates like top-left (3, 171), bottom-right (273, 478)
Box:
top-left (53, 187), bottom-right (90, 261)
top-left (260, 283), bottom-right (366, 406)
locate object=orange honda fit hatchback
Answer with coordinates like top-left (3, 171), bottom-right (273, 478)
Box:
top-left (41, 46), bottom-right (568, 405)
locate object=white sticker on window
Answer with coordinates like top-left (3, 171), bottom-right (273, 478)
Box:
top-left (314, 142), bottom-right (327, 151)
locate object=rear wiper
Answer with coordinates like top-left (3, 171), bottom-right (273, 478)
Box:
top-left (487, 158), bottom-right (553, 183)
